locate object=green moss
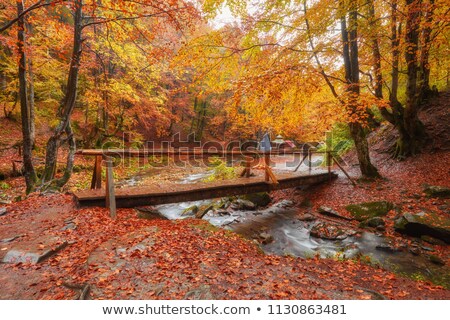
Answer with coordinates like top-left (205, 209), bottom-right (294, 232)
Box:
top-left (182, 205), bottom-right (199, 216)
top-left (0, 182), bottom-right (11, 190)
top-left (240, 192), bottom-right (271, 207)
top-left (345, 201), bottom-right (394, 221)
top-left (424, 185), bottom-right (450, 199)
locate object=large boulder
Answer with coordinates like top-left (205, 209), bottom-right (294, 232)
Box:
top-left (394, 212), bottom-right (450, 244)
top-left (240, 192), bottom-right (271, 207)
top-left (345, 201), bottom-right (394, 221)
top-left (424, 185), bottom-right (450, 199)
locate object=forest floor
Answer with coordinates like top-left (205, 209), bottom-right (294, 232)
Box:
top-left (0, 93), bottom-right (449, 300)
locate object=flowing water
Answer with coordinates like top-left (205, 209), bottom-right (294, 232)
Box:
top-left (124, 168), bottom-right (449, 288)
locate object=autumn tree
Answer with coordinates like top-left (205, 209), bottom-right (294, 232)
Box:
top-left (1, 0), bottom-right (198, 191)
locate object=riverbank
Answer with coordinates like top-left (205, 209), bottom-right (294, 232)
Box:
top-left (0, 192), bottom-right (448, 299)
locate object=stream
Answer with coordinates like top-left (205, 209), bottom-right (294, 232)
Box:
top-left (122, 167), bottom-right (449, 288)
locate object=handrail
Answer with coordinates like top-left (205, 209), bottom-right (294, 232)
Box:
top-left (76, 148), bottom-right (310, 157)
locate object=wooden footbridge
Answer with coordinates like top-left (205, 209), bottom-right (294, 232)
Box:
top-left (73, 148), bottom-right (350, 217)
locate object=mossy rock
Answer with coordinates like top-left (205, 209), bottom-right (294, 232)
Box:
top-left (424, 185), bottom-right (450, 199)
top-left (394, 211), bottom-right (450, 244)
top-left (135, 207), bottom-right (166, 220)
top-left (421, 235), bottom-right (447, 246)
top-left (231, 199), bottom-right (256, 211)
top-left (240, 192), bottom-right (271, 207)
top-left (345, 201), bottom-right (394, 221)
top-left (360, 216), bottom-right (385, 229)
top-left (182, 205), bottom-right (199, 216)
top-left (427, 254), bottom-right (445, 266)
top-left (195, 204), bottom-right (214, 219)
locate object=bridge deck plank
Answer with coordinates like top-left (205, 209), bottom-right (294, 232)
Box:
top-left (74, 171), bottom-right (337, 208)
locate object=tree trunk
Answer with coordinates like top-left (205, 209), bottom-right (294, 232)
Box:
top-left (17, 0), bottom-right (37, 193)
top-left (42, 0), bottom-right (83, 187)
top-left (341, 2), bottom-right (380, 178)
top-left (418, 0), bottom-right (435, 101)
top-left (28, 48), bottom-right (35, 148)
top-left (400, 0), bottom-right (426, 157)
top-left (368, 0), bottom-right (383, 100)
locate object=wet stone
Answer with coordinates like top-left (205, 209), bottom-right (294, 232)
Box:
top-left (375, 243), bottom-right (400, 253)
top-left (318, 206), bottom-right (352, 220)
top-left (136, 207), bottom-right (167, 220)
top-left (259, 232), bottom-right (274, 245)
top-left (310, 222), bottom-right (356, 240)
top-left (423, 185), bottom-right (450, 199)
top-left (0, 207), bottom-right (7, 216)
top-left (216, 209), bottom-right (230, 216)
top-left (231, 199), bottom-right (256, 211)
top-left (0, 235), bottom-right (21, 243)
top-left (427, 254), bottom-right (445, 266)
top-left (298, 213), bottom-right (316, 222)
top-left (61, 222), bottom-right (77, 231)
top-left (196, 205), bottom-right (214, 219)
top-left (182, 205), bottom-right (199, 216)
top-left (274, 200), bottom-right (294, 209)
top-left (2, 237), bottom-right (68, 264)
top-left (394, 212), bottom-right (450, 243)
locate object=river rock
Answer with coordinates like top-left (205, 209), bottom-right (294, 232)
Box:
top-left (2, 237), bottom-right (68, 264)
top-left (240, 192), bottom-right (271, 207)
top-left (423, 185), bottom-right (450, 199)
top-left (196, 205), bottom-right (214, 219)
top-left (182, 205), bottom-right (199, 216)
top-left (375, 242), bottom-right (400, 253)
top-left (0, 235), bottom-right (21, 243)
top-left (345, 201), bottom-right (394, 221)
top-left (426, 254), bottom-right (445, 266)
top-left (359, 216), bottom-right (386, 230)
top-left (298, 213), bottom-right (316, 221)
top-left (310, 222), bottom-right (356, 240)
top-left (274, 200), bottom-right (294, 209)
top-left (258, 232), bottom-right (274, 245)
top-left (136, 207), bottom-right (166, 220)
top-left (394, 212), bottom-right (450, 244)
top-left (231, 199), bottom-right (256, 211)
top-left (318, 206), bottom-right (352, 220)
top-left (409, 246), bottom-right (421, 255)
top-left (421, 235), bottom-right (446, 246)
top-left (216, 209), bottom-right (230, 216)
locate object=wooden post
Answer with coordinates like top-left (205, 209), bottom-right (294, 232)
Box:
top-left (245, 156), bottom-right (251, 177)
top-left (105, 157), bottom-right (116, 219)
top-left (90, 155), bottom-right (102, 189)
top-left (327, 151), bottom-right (332, 180)
top-left (308, 150), bottom-right (312, 172)
top-left (240, 156), bottom-right (252, 177)
top-left (264, 153), bottom-right (270, 182)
